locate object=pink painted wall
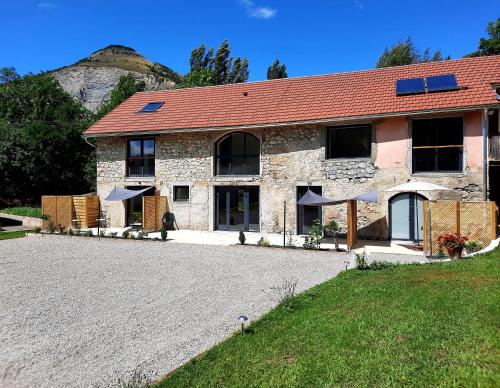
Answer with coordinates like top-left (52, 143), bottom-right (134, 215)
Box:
top-left (374, 112), bottom-right (483, 169)
top-left (374, 117), bottom-right (409, 168)
top-left (463, 111), bottom-right (483, 168)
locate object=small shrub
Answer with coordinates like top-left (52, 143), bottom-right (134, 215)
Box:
top-left (33, 226), bottom-right (42, 234)
top-left (257, 237), bottom-right (270, 247)
top-left (356, 251), bottom-right (397, 271)
top-left (84, 230), bottom-right (93, 237)
top-left (464, 240), bottom-right (483, 254)
top-left (65, 227), bottom-right (74, 236)
top-left (99, 229), bottom-right (106, 237)
top-left (355, 250), bottom-right (369, 270)
top-left (302, 236), bottom-right (316, 250)
top-left (286, 228), bottom-right (296, 248)
top-left (324, 220), bottom-right (341, 250)
top-left (308, 219), bottom-right (323, 249)
top-left (47, 221), bottom-right (56, 234)
top-left (111, 365), bottom-right (156, 388)
top-left (238, 230), bottom-right (246, 245)
top-left (122, 231), bottom-right (129, 239)
top-left (137, 230), bottom-right (148, 239)
top-left (368, 260), bottom-right (397, 271)
top-left (273, 277), bottom-right (298, 312)
top-left (109, 232), bottom-right (118, 238)
top-left (56, 224), bottom-right (64, 234)
top-left (160, 227), bottom-right (168, 241)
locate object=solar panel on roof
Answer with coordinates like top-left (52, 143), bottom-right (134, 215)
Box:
top-left (140, 102), bottom-right (164, 112)
top-left (396, 78), bottom-right (425, 95)
top-left (426, 74), bottom-right (458, 92)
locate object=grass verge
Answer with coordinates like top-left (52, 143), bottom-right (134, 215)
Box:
top-left (0, 207), bottom-right (45, 219)
top-left (157, 249), bottom-right (500, 387)
top-left (0, 230), bottom-right (31, 240)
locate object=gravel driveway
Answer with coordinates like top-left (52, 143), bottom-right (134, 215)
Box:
top-left (0, 235), bottom-right (353, 387)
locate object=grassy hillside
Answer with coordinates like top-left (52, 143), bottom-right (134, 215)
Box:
top-left (74, 45), bottom-right (182, 83)
top-left (158, 249), bottom-right (500, 387)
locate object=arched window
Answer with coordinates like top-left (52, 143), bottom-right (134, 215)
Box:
top-left (215, 132), bottom-right (260, 175)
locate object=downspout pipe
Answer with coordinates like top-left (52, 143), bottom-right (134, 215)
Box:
top-left (84, 136), bottom-right (96, 148)
top-left (482, 108), bottom-right (489, 201)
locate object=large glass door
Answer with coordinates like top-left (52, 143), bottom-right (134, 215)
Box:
top-left (297, 186), bottom-right (322, 235)
top-left (215, 186), bottom-right (259, 231)
top-left (126, 186), bottom-right (155, 227)
top-left (389, 193), bottom-right (425, 241)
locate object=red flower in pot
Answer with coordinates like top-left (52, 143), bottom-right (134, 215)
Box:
top-left (437, 233), bottom-right (468, 259)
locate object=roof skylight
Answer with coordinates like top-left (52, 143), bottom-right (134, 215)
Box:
top-left (140, 102), bottom-right (164, 112)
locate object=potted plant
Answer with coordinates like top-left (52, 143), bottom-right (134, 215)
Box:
top-left (437, 233), bottom-right (468, 259)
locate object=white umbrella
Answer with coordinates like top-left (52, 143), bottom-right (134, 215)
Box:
top-left (384, 180), bottom-right (452, 245)
top-left (384, 180), bottom-right (450, 193)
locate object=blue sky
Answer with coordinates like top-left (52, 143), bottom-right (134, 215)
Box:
top-left (1, 1), bottom-right (498, 81)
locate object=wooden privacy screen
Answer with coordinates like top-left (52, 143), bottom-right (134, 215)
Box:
top-left (423, 200), bottom-right (497, 256)
top-left (41, 196), bottom-right (73, 227)
top-left (42, 195), bottom-right (99, 228)
top-left (143, 196), bottom-right (168, 231)
top-left (73, 195), bottom-right (99, 228)
top-left (347, 200), bottom-right (358, 250)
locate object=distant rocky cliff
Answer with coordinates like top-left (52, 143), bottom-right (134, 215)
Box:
top-left (51, 45), bottom-right (181, 112)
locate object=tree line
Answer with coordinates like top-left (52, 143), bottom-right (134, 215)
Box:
top-left (0, 18), bottom-right (498, 204)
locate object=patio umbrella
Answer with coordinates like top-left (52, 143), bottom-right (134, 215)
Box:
top-left (353, 190), bottom-right (378, 203)
top-left (297, 189), bottom-right (338, 206)
top-left (383, 180), bottom-right (450, 194)
top-left (104, 186), bottom-right (154, 201)
top-left (384, 180), bottom-right (451, 245)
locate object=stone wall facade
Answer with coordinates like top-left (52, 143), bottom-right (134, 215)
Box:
top-left (96, 110), bottom-right (486, 239)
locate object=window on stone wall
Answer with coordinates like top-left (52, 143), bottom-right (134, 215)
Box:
top-left (215, 132), bottom-right (260, 175)
top-left (173, 186), bottom-right (190, 202)
top-left (412, 117), bottom-right (463, 173)
top-left (127, 138), bottom-right (155, 177)
top-left (326, 124), bottom-right (372, 159)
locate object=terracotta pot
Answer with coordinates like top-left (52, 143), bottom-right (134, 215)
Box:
top-left (446, 246), bottom-right (463, 259)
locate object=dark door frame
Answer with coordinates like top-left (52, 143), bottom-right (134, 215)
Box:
top-left (388, 192), bottom-right (427, 241)
top-left (296, 186), bottom-right (322, 235)
top-left (215, 186), bottom-right (259, 232)
top-left (125, 186), bottom-right (155, 227)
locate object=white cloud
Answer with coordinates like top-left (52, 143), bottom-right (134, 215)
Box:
top-left (38, 2), bottom-right (57, 9)
top-left (240, 0), bottom-right (277, 19)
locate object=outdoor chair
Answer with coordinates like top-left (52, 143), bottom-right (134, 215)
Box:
top-left (162, 212), bottom-right (178, 230)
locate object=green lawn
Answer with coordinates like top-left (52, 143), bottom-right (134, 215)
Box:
top-left (0, 230), bottom-right (31, 240)
top-left (0, 207), bottom-right (45, 219)
top-left (158, 249), bottom-right (500, 387)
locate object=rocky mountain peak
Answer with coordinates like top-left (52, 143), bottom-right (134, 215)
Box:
top-left (52, 45), bottom-right (181, 112)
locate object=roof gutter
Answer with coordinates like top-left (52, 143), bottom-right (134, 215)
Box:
top-left (83, 104), bottom-right (500, 138)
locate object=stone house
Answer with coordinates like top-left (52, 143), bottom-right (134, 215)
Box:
top-left (84, 55), bottom-right (500, 240)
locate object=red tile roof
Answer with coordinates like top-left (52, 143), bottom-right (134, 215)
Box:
top-left (84, 55), bottom-right (500, 136)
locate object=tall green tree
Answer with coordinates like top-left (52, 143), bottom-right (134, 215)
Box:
top-left (267, 59), bottom-right (288, 79)
top-left (376, 37), bottom-right (449, 68)
top-left (0, 67), bottom-right (20, 84)
top-left (178, 40), bottom-right (249, 88)
top-left (466, 18), bottom-right (500, 57)
top-left (95, 73), bottom-right (145, 120)
top-left (0, 68), bottom-right (94, 204)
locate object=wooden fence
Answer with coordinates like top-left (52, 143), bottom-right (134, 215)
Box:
top-left (73, 195), bottom-right (100, 228)
top-left (423, 200), bottom-right (497, 256)
top-left (42, 195), bottom-right (99, 229)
